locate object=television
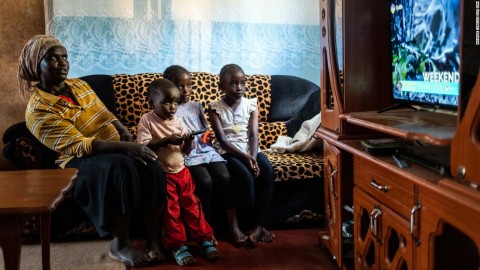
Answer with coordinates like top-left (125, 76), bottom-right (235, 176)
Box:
top-left (389, 0), bottom-right (461, 110)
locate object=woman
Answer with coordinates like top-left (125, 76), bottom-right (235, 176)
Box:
top-left (18, 35), bottom-right (166, 267)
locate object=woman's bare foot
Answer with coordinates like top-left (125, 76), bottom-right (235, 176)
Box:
top-left (260, 227), bottom-right (275, 242)
top-left (231, 227), bottom-right (248, 247)
top-left (109, 239), bottom-right (150, 267)
top-left (146, 241), bottom-right (165, 262)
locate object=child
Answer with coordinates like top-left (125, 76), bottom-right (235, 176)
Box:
top-left (163, 65), bottom-right (247, 246)
top-left (208, 64), bottom-right (276, 247)
top-left (136, 79), bottom-right (219, 265)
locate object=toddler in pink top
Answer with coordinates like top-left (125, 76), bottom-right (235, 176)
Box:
top-left (137, 79), bottom-right (219, 266)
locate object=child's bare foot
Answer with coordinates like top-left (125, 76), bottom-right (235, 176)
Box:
top-left (246, 226), bottom-right (263, 248)
top-left (260, 227), bottom-right (275, 242)
top-left (231, 227), bottom-right (247, 247)
top-left (109, 244), bottom-right (151, 267)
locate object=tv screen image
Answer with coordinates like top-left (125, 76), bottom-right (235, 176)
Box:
top-left (390, 0), bottom-right (461, 109)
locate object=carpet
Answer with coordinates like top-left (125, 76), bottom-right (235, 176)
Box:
top-left (0, 228), bottom-right (340, 270)
top-left (0, 240), bottom-right (123, 270)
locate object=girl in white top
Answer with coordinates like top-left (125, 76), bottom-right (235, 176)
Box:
top-left (208, 64), bottom-right (276, 248)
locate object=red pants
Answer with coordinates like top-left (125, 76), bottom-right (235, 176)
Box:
top-left (163, 167), bottom-right (213, 250)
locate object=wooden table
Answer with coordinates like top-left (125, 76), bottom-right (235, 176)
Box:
top-left (0, 169), bottom-right (77, 270)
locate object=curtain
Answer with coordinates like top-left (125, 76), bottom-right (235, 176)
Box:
top-left (45, 0), bottom-right (320, 85)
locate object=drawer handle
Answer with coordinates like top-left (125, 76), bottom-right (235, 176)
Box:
top-left (370, 179), bottom-right (389, 192)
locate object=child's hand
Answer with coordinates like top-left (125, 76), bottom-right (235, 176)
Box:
top-left (201, 130), bottom-right (216, 144)
top-left (183, 132), bottom-right (195, 141)
top-left (250, 160), bottom-right (260, 178)
top-left (244, 155), bottom-right (260, 178)
top-left (168, 133), bottom-right (185, 145)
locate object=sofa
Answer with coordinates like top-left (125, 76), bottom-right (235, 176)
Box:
top-left (3, 72), bottom-right (324, 238)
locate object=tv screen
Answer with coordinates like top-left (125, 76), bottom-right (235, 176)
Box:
top-left (390, 0), bottom-right (461, 109)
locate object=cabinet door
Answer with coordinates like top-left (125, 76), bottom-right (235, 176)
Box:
top-left (379, 201), bottom-right (414, 270)
top-left (354, 187), bottom-right (381, 270)
top-left (355, 187), bottom-right (414, 270)
top-left (322, 140), bottom-right (344, 266)
top-left (417, 185), bottom-right (480, 270)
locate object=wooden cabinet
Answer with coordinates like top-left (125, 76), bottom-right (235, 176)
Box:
top-left (317, 0), bottom-right (480, 269)
top-left (318, 112), bottom-right (480, 269)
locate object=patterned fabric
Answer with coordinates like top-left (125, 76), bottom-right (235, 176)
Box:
top-left (112, 72), bottom-right (322, 181)
top-left (244, 74), bottom-right (272, 122)
top-left (176, 101), bottom-right (225, 166)
top-left (112, 72), bottom-right (272, 142)
top-left (265, 151), bottom-right (323, 182)
top-left (18, 35), bottom-right (63, 96)
top-left (258, 122), bottom-right (287, 150)
top-left (26, 78), bottom-right (119, 168)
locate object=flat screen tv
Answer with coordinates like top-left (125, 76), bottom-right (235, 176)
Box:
top-left (390, 0), bottom-right (461, 110)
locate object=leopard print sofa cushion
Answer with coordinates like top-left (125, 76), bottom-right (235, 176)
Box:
top-left (265, 151), bottom-right (323, 182)
top-left (259, 122), bottom-right (287, 150)
top-left (112, 72), bottom-right (322, 181)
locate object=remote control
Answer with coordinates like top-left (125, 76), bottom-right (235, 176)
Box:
top-left (190, 128), bottom-right (207, 135)
top-left (392, 154), bottom-right (409, 169)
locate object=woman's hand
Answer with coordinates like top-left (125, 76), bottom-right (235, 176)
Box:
top-left (119, 130), bottom-right (133, 142)
top-left (112, 120), bottom-right (133, 141)
top-left (124, 142), bottom-right (157, 165)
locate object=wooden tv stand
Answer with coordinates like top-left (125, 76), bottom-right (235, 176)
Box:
top-left (317, 109), bottom-right (480, 269)
top-left (317, 0), bottom-right (480, 268)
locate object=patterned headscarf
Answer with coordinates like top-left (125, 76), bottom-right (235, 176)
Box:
top-left (18, 35), bottom-right (63, 97)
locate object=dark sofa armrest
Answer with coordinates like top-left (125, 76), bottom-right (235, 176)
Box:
top-left (268, 75), bottom-right (320, 137)
top-left (2, 121), bottom-right (58, 170)
top-left (285, 91), bottom-right (321, 137)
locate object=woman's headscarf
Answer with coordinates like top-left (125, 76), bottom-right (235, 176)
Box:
top-left (18, 35), bottom-right (63, 97)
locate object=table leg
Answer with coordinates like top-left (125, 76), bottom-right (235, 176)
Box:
top-left (0, 216), bottom-right (24, 270)
top-left (40, 212), bottom-right (52, 270)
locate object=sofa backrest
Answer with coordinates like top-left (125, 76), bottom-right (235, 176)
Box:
top-left (80, 75), bottom-right (116, 113)
top-left (83, 72), bottom-right (319, 150)
top-left (112, 72), bottom-right (288, 148)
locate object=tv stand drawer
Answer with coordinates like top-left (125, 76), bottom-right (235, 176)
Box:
top-left (354, 156), bottom-right (415, 218)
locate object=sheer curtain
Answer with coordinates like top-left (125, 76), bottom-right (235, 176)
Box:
top-left (45, 0), bottom-right (320, 84)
